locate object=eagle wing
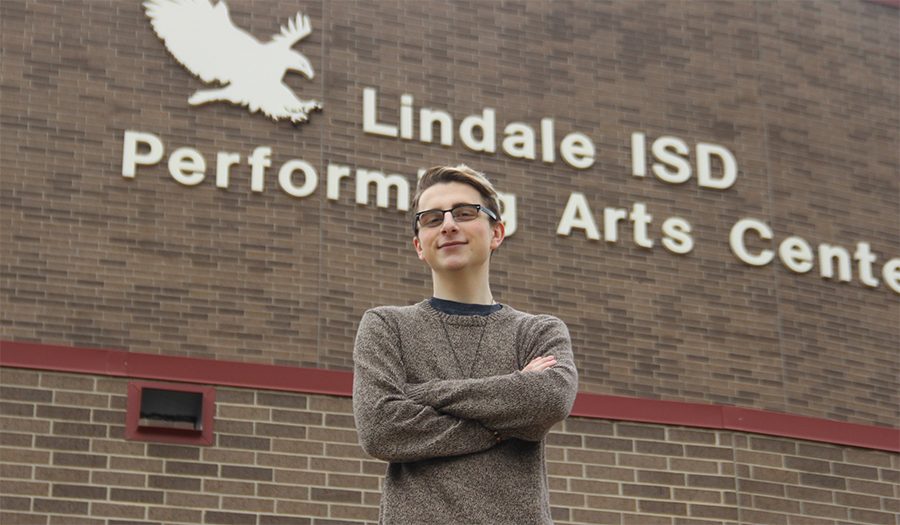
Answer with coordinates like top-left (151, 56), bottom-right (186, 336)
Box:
top-left (144, 0), bottom-right (260, 84)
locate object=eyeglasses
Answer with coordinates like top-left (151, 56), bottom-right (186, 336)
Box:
top-left (414, 204), bottom-right (498, 233)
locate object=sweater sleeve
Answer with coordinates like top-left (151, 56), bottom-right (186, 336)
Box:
top-left (352, 310), bottom-right (499, 463)
top-left (405, 315), bottom-right (578, 442)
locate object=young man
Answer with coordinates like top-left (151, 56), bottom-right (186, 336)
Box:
top-left (352, 165), bottom-right (579, 525)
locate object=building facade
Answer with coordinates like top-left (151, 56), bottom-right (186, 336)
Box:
top-left (1, 1), bottom-right (898, 524)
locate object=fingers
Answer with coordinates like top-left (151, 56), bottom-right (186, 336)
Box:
top-left (522, 355), bottom-right (557, 373)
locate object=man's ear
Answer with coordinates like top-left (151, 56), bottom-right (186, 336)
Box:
top-left (490, 221), bottom-right (505, 252)
top-left (413, 235), bottom-right (426, 261)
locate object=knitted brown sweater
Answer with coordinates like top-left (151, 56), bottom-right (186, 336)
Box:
top-left (352, 300), bottom-right (579, 524)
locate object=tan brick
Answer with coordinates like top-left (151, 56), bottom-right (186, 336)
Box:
top-left (270, 438), bottom-right (324, 455)
top-left (52, 483), bottom-right (107, 500)
top-left (40, 374), bottom-right (95, 391)
top-left (165, 491), bottom-right (220, 508)
top-left (639, 499), bottom-right (687, 516)
top-left (218, 404), bottom-right (271, 420)
top-left (565, 418), bottom-right (615, 436)
top-left (570, 478), bottom-right (619, 495)
top-left (327, 472), bottom-right (381, 490)
top-left (221, 496), bottom-right (275, 513)
top-left (585, 465), bottom-right (635, 482)
top-left (547, 460), bottom-right (584, 477)
top-left (202, 448), bottom-right (255, 464)
top-left (109, 456), bottom-right (163, 473)
top-left (255, 452), bottom-right (309, 470)
top-left (257, 483), bottom-right (309, 500)
top-left (110, 488), bottom-right (165, 504)
top-left (0, 511), bottom-right (48, 525)
top-left (33, 498), bottom-right (90, 512)
top-left (751, 495), bottom-right (801, 513)
top-left (324, 443), bottom-right (370, 459)
top-left (548, 490), bottom-right (586, 507)
top-left (271, 409), bottom-right (322, 425)
top-left (34, 466), bottom-right (89, 483)
top-left (848, 509), bottom-right (896, 525)
top-left (309, 487), bottom-right (361, 504)
top-left (565, 447), bottom-right (616, 465)
top-left (273, 469), bottom-right (327, 486)
top-left (1, 464), bottom-right (33, 479)
top-left (586, 495), bottom-right (637, 511)
top-left (2, 416), bottom-right (51, 434)
top-left (204, 479), bottom-right (256, 496)
top-left (2, 480), bottom-right (50, 496)
top-left (672, 488), bottom-right (722, 504)
top-left (307, 396), bottom-right (352, 413)
top-left (276, 500), bottom-right (328, 517)
top-left (221, 465), bottom-right (272, 481)
top-left (310, 457), bottom-right (361, 473)
top-left (90, 438), bottom-right (146, 455)
top-left (1, 447), bottom-right (50, 465)
top-left (669, 458), bottom-right (719, 474)
top-left (0, 369), bottom-right (40, 386)
top-left (53, 391), bottom-right (108, 408)
top-left (329, 503), bottom-right (380, 521)
top-left (148, 505), bottom-right (203, 524)
top-left (804, 501), bottom-right (851, 519)
top-left (204, 510), bottom-right (258, 525)
top-left (618, 453), bottom-right (667, 470)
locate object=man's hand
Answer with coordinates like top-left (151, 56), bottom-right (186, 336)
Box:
top-left (522, 355), bottom-right (557, 373)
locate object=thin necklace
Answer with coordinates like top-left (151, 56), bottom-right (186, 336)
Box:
top-left (439, 317), bottom-right (489, 378)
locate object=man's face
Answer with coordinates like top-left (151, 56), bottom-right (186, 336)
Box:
top-left (413, 182), bottom-right (504, 273)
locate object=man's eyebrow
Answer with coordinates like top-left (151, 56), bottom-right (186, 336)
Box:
top-left (422, 202), bottom-right (475, 211)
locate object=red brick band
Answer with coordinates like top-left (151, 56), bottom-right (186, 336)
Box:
top-left (2, 340), bottom-right (897, 452)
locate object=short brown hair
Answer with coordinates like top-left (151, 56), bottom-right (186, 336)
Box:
top-left (411, 165), bottom-right (501, 235)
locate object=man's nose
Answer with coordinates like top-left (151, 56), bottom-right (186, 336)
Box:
top-left (440, 211), bottom-right (459, 232)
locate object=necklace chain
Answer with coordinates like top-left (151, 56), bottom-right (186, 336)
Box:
top-left (440, 318), bottom-right (489, 378)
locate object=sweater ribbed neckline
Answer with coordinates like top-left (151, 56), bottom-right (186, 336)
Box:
top-left (419, 299), bottom-right (516, 326)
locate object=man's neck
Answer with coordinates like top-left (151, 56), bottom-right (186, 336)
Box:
top-left (431, 269), bottom-right (494, 305)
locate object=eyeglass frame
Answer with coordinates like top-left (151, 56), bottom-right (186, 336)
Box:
top-left (413, 203), bottom-right (499, 235)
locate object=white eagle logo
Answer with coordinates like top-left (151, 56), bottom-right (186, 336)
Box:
top-left (144, 0), bottom-right (322, 124)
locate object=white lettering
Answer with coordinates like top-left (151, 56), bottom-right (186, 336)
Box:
top-left (696, 142), bottom-right (737, 189)
top-left (779, 236), bottom-right (814, 273)
top-left (168, 147), bottom-right (206, 186)
top-left (122, 130), bottom-right (163, 177)
top-left (215, 151), bottom-right (240, 188)
top-left (557, 192), bottom-right (599, 240)
top-left (854, 242), bottom-right (879, 287)
top-left (652, 136), bottom-right (691, 184)
top-left (661, 217), bottom-right (693, 254)
top-left (420, 108), bottom-right (453, 146)
top-left (629, 202), bottom-right (653, 248)
top-left (631, 132), bottom-right (646, 177)
top-left (459, 108), bottom-right (496, 153)
top-left (818, 244), bottom-right (852, 282)
top-left (730, 218), bottom-right (774, 266)
top-left (541, 118), bottom-right (555, 163)
top-left (560, 132), bottom-right (595, 169)
top-left (400, 94), bottom-right (414, 140)
top-left (603, 207), bottom-right (628, 243)
top-left (279, 160), bottom-right (317, 198)
top-left (247, 147), bottom-right (272, 192)
top-left (502, 122), bottom-right (536, 160)
top-left (882, 259), bottom-right (900, 294)
top-left (362, 87), bottom-right (398, 137)
top-left (355, 169), bottom-right (410, 211)
top-left (327, 164), bottom-right (351, 201)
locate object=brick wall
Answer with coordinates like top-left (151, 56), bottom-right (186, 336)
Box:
top-left (2, 368), bottom-right (897, 525)
top-left (2, 0), bottom-right (898, 429)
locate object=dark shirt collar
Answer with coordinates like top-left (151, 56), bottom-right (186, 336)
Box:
top-left (429, 296), bottom-right (503, 316)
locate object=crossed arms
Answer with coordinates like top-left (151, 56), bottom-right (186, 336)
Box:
top-left (352, 310), bottom-right (578, 463)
